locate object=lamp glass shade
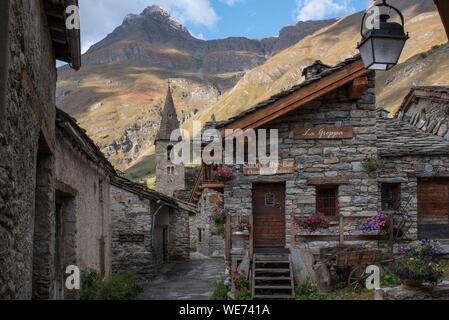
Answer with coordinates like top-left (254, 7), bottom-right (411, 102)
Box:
top-left (359, 10), bottom-right (408, 71)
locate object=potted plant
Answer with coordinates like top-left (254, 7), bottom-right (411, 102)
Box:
top-left (359, 213), bottom-right (389, 233)
top-left (394, 240), bottom-right (444, 288)
top-left (233, 221), bottom-right (250, 235)
top-left (295, 215), bottom-right (330, 232)
top-left (216, 166), bottom-right (236, 183)
top-left (213, 207), bottom-right (227, 225)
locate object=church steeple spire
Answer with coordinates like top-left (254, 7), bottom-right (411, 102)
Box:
top-left (156, 83), bottom-right (180, 141)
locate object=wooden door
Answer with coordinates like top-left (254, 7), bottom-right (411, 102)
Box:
top-left (417, 179), bottom-right (449, 239)
top-left (252, 183), bottom-right (286, 247)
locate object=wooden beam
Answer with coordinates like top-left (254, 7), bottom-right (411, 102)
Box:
top-left (199, 182), bottom-right (224, 190)
top-left (224, 59), bottom-right (367, 133)
top-left (435, 0), bottom-right (449, 39)
top-left (344, 235), bottom-right (388, 241)
top-left (295, 235), bottom-right (340, 241)
top-left (348, 76), bottom-right (368, 100)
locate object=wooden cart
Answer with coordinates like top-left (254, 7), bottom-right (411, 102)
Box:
top-left (321, 247), bottom-right (384, 289)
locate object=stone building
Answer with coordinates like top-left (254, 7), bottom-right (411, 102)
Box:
top-left (189, 188), bottom-right (225, 257)
top-left (110, 176), bottom-right (196, 280)
top-left (191, 56), bottom-right (377, 297)
top-left (54, 109), bottom-right (116, 298)
top-left (155, 86), bottom-right (185, 197)
top-left (377, 86), bottom-right (449, 241)
top-left (190, 59), bottom-right (449, 297)
top-left (0, 0), bottom-right (81, 299)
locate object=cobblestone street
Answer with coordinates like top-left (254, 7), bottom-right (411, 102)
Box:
top-left (140, 254), bottom-right (226, 300)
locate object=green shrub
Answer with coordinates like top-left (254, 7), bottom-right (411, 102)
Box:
top-left (212, 224), bottom-right (225, 237)
top-left (211, 281), bottom-right (229, 300)
top-left (295, 281), bottom-right (330, 300)
top-left (234, 288), bottom-right (251, 300)
top-left (420, 52), bottom-right (429, 59)
top-left (235, 277), bottom-right (250, 292)
top-left (381, 272), bottom-right (401, 287)
top-left (80, 269), bottom-right (103, 300)
top-left (80, 269), bottom-right (143, 300)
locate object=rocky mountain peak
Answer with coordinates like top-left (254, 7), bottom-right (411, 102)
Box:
top-left (122, 5), bottom-right (188, 34)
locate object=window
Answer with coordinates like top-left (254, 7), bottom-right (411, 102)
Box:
top-left (167, 166), bottom-right (175, 175)
top-left (316, 186), bottom-right (338, 216)
top-left (167, 145), bottom-right (173, 161)
top-left (381, 183), bottom-right (401, 211)
top-left (265, 193), bottom-right (275, 206)
top-left (198, 228), bottom-right (203, 243)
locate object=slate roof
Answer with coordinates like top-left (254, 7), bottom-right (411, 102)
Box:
top-left (377, 116), bottom-right (449, 157)
top-left (399, 86), bottom-right (449, 113)
top-left (56, 108), bottom-right (116, 175)
top-left (111, 175), bottom-right (198, 214)
top-left (216, 55), bottom-right (363, 129)
top-left (156, 86), bottom-right (180, 141)
top-left (301, 60), bottom-right (332, 77)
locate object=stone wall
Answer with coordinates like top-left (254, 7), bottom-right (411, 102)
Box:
top-left (0, 0), bottom-right (57, 300)
top-left (111, 186), bottom-right (191, 279)
top-left (169, 207), bottom-right (191, 261)
top-left (190, 188), bottom-right (224, 257)
top-left (379, 154), bottom-right (449, 240)
top-left (155, 140), bottom-right (185, 197)
top-left (110, 185), bottom-right (156, 279)
top-left (224, 72), bottom-right (378, 253)
top-left (55, 131), bottom-right (112, 276)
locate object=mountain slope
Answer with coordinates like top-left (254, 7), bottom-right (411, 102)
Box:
top-left (377, 43), bottom-right (449, 114)
top-left (190, 0), bottom-right (447, 126)
top-left (57, 5), bottom-right (334, 170)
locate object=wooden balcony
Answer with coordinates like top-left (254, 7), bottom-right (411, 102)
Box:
top-left (190, 164), bottom-right (224, 203)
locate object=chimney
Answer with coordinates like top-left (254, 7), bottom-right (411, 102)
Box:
top-left (302, 60), bottom-right (331, 80)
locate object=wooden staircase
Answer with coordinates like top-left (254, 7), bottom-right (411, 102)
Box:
top-left (252, 253), bottom-right (295, 300)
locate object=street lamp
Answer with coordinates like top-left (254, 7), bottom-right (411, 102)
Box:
top-left (358, 0), bottom-right (409, 71)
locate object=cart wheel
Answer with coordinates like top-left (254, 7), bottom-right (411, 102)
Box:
top-left (348, 267), bottom-right (369, 291)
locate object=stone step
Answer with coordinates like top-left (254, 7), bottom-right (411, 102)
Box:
top-left (255, 268), bottom-right (290, 273)
top-left (255, 255), bottom-right (290, 261)
top-left (254, 285), bottom-right (293, 290)
top-left (253, 294), bottom-right (294, 300)
top-left (255, 276), bottom-right (292, 281)
top-left (255, 260), bottom-right (289, 264)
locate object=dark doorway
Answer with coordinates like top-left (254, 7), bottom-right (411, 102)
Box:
top-left (163, 227), bottom-right (169, 263)
top-left (417, 178), bottom-right (449, 240)
top-left (54, 190), bottom-right (77, 300)
top-left (252, 183), bottom-right (286, 248)
top-left (32, 146), bottom-right (53, 300)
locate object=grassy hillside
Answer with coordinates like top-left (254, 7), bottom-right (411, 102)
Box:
top-left (57, 61), bottom-right (235, 170)
top-left (377, 43), bottom-right (449, 115)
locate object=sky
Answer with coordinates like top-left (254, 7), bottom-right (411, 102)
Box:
top-left (78, 0), bottom-right (371, 54)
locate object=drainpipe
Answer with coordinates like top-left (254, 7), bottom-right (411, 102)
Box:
top-left (0, 0), bottom-right (10, 132)
top-left (151, 200), bottom-right (165, 249)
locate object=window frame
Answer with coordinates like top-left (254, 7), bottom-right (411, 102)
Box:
top-left (381, 183), bottom-right (401, 211)
top-left (315, 185), bottom-right (339, 217)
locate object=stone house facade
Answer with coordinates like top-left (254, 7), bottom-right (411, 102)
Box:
top-left (189, 188), bottom-right (225, 257)
top-left (111, 176), bottom-right (195, 280)
top-left (192, 56), bottom-right (378, 260)
top-left (54, 109), bottom-right (115, 297)
top-left (190, 58), bottom-right (449, 291)
top-left (377, 86), bottom-right (449, 242)
top-left (0, 0), bottom-right (81, 300)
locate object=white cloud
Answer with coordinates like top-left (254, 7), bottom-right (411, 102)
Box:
top-left (296, 0), bottom-right (354, 21)
top-left (78, 0), bottom-right (218, 53)
top-left (219, 0), bottom-right (244, 6)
